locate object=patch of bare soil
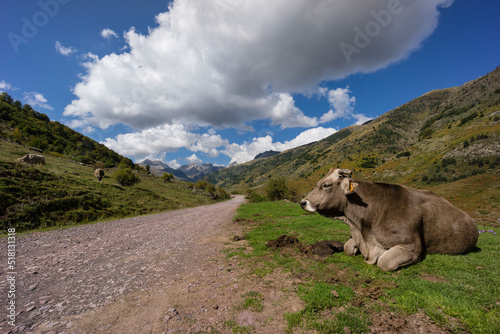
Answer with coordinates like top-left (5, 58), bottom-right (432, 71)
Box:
top-left (369, 311), bottom-right (449, 334)
top-left (419, 273), bottom-right (448, 283)
top-left (266, 234), bottom-right (344, 257)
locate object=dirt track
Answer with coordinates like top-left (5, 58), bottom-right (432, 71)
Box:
top-left (1, 195), bottom-right (265, 333)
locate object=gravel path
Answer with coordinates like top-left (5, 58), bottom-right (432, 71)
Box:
top-left (1, 196), bottom-right (247, 333)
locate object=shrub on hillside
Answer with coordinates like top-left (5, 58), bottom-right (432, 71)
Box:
top-left (114, 168), bottom-right (139, 186)
top-left (396, 151), bottom-right (411, 158)
top-left (441, 157), bottom-right (457, 168)
top-left (213, 187), bottom-right (230, 200)
top-left (161, 172), bottom-right (174, 183)
top-left (195, 180), bottom-right (215, 192)
top-left (265, 177), bottom-right (290, 201)
top-left (247, 190), bottom-right (267, 203)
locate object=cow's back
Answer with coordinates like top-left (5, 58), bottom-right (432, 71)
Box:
top-left (350, 182), bottom-right (478, 255)
top-left (416, 189), bottom-right (478, 254)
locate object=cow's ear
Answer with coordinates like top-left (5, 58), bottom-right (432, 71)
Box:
top-left (341, 178), bottom-right (358, 195)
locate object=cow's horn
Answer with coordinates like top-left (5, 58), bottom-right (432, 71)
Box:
top-left (337, 169), bottom-right (352, 177)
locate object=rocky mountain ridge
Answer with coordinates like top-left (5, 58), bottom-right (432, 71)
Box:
top-left (139, 159), bottom-right (224, 181)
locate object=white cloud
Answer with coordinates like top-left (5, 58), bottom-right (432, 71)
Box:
top-left (320, 87), bottom-right (357, 123)
top-left (286, 127), bottom-right (338, 148)
top-left (318, 87), bottom-right (373, 125)
top-left (352, 114), bottom-right (373, 125)
top-left (222, 127), bottom-right (337, 164)
top-left (101, 124), bottom-right (336, 165)
top-left (101, 28), bottom-right (119, 40)
top-left (23, 92), bottom-right (53, 110)
top-left (270, 93), bottom-right (319, 129)
top-left (55, 41), bottom-right (76, 56)
top-left (0, 81), bottom-right (16, 91)
top-left (82, 126), bottom-right (95, 134)
top-left (185, 154), bottom-right (202, 164)
top-left (190, 132), bottom-right (228, 157)
top-left (167, 159), bottom-right (181, 169)
top-left (101, 123), bottom-right (229, 158)
top-left (81, 52), bottom-right (99, 64)
top-left (64, 0), bottom-right (451, 131)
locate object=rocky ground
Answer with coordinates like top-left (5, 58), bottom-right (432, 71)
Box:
top-left (1, 196), bottom-right (256, 333)
top-left (1, 195), bottom-right (449, 333)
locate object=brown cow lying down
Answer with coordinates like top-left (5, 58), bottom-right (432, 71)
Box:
top-left (17, 154), bottom-right (45, 165)
top-left (301, 168), bottom-right (478, 271)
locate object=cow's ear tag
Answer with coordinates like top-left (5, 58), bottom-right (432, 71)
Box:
top-left (341, 179), bottom-right (358, 194)
top-left (348, 180), bottom-right (358, 194)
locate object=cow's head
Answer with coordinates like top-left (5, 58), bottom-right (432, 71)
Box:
top-left (300, 168), bottom-right (358, 217)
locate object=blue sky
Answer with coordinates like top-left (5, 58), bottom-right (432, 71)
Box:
top-left (1, 0), bottom-right (499, 168)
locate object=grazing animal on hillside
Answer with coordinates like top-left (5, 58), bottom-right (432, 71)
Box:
top-left (94, 168), bottom-right (105, 182)
top-left (17, 154), bottom-right (45, 165)
top-left (301, 168), bottom-right (478, 271)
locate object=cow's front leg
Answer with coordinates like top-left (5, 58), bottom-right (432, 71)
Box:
top-left (376, 245), bottom-right (420, 271)
top-left (344, 238), bottom-right (359, 256)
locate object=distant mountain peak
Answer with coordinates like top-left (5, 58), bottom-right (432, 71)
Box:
top-left (177, 162), bottom-right (224, 181)
top-left (140, 159), bottom-right (171, 168)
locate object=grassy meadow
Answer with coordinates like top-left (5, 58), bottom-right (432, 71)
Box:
top-left (227, 201), bottom-right (500, 333)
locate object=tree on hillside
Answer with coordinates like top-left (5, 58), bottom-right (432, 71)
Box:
top-left (0, 92), bottom-right (13, 103)
top-left (118, 158), bottom-right (135, 169)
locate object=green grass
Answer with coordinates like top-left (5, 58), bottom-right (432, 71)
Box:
top-left (233, 201), bottom-right (500, 333)
top-left (237, 291), bottom-right (264, 312)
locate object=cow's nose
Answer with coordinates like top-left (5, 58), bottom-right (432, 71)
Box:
top-left (300, 200), bottom-right (307, 208)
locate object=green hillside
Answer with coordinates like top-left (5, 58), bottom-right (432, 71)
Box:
top-left (0, 94), bottom-right (228, 233)
top-left (0, 92), bottom-right (125, 167)
top-left (205, 67), bottom-right (500, 221)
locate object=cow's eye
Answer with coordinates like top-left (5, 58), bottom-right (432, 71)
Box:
top-left (322, 183), bottom-right (332, 189)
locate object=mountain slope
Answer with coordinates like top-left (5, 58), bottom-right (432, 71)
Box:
top-left (204, 67), bottom-right (500, 220)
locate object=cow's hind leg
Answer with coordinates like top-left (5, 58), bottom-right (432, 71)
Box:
top-left (344, 238), bottom-right (359, 256)
top-left (377, 245), bottom-right (420, 271)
